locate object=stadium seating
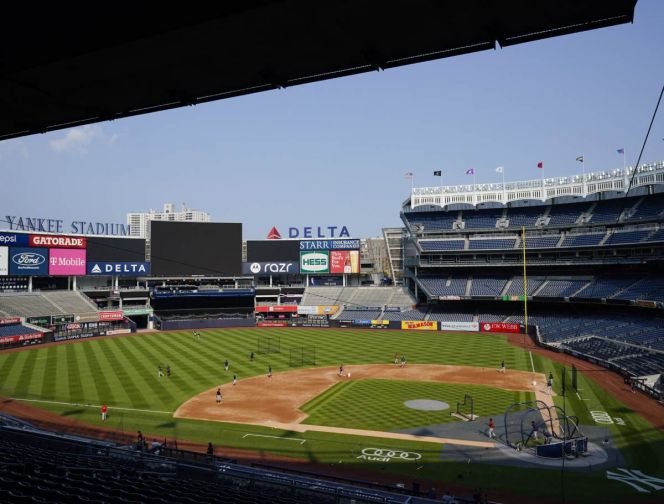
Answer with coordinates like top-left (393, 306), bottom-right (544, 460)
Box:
top-left (468, 238), bottom-right (516, 250)
top-left (646, 228), bottom-right (664, 242)
top-left (380, 309), bottom-right (427, 320)
top-left (336, 308), bottom-right (382, 320)
top-left (612, 278), bottom-right (664, 301)
top-left (504, 277), bottom-right (544, 296)
top-left (470, 276), bottom-right (508, 296)
top-left (418, 277), bottom-right (467, 297)
top-left (0, 324), bottom-right (41, 337)
top-left (0, 291), bottom-right (98, 318)
top-left (604, 229), bottom-right (653, 245)
top-left (524, 235), bottom-right (560, 248)
top-left (560, 233), bottom-right (605, 247)
top-left (460, 210), bottom-right (502, 229)
top-left (535, 280), bottom-right (588, 297)
top-left (546, 202), bottom-right (590, 227)
top-left (573, 276), bottom-right (640, 299)
top-left (587, 199), bottom-right (625, 224)
top-left (420, 239), bottom-right (465, 251)
top-left (626, 193), bottom-right (664, 222)
top-left (505, 207), bottom-right (543, 228)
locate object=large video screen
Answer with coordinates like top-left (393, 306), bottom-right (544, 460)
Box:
top-left (247, 240), bottom-right (300, 262)
top-left (150, 222), bottom-right (242, 276)
top-left (86, 237), bottom-right (146, 262)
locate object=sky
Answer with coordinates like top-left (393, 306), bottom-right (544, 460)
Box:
top-left (1, 0), bottom-right (664, 240)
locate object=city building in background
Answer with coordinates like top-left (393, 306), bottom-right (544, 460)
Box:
top-left (127, 203), bottom-right (210, 239)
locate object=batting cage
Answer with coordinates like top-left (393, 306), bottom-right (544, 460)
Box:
top-left (256, 335), bottom-right (281, 354)
top-left (289, 346), bottom-right (316, 367)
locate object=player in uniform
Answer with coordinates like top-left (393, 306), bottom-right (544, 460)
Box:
top-left (268, 365), bottom-right (272, 378)
top-left (101, 404), bottom-right (108, 421)
top-left (158, 366), bottom-right (163, 378)
top-left (215, 388), bottom-right (222, 404)
top-left (166, 365), bottom-right (171, 377)
top-left (232, 374), bottom-right (237, 386)
top-left (487, 417), bottom-right (495, 438)
top-left (224, 359), bottom-right (229, 372)
top-left (499, 360), bottom-right (506, 373)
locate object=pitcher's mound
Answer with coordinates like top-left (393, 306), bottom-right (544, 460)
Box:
top-left (404, 399), bottom-right (450, 411)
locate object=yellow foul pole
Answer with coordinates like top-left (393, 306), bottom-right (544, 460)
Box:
top-left (522, 225), bottom-right (528, 333)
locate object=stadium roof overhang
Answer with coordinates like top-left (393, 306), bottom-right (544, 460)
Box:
top-left (0, 0), bottom-right (637, 141)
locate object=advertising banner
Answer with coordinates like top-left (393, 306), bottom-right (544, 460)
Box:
top-left (0, 333), bottom-right (43, 345)
top-left (9, 247), bottom-right (49, 275)
top-left (49, 248), bottom-right (86, 276)
top-left (0, 246), bottom-right (8, 276)
top-left (479, 322), bottom-right (521, 333)
top-left (300, 251), bottom-right (329, 274)
top-left (439, 322), bottom-right (480, 332)
top-left (257, 321), bottom-right (289, 327)
top-left (87, 261), bottom-right (151, 276)
top-left (255, 305), bottom-right (298, 313)
top-left (26, 316), bottom-right (52, 325)
top-left (0, 317), bottom-right (22, 325)
top-left (0, 232), bottom-right (29, 247)
top-left (329, 250), bottom-right (361, 274)
top-left (98, 311), bottom-right (124, 321)
top-left (297, 305), bottom-right (339, 315)
top-left (29, 234), bottom-right (86, 248)
top-left (300, 239), bottom-right (360, 251)
top-left (401, 320), bottom-right (438, 331)
top-left (370, 320), bottom-right (390, 328)
top-left (242, 261), bottom-right (299, 275)
top-left (52, 314), bottom-right (75, 324)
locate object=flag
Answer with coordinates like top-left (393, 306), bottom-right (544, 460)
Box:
top-left (495, 166), bottom-right (503, 174)
top-left (617, 148), bottom-right (624, 154)
top-left (433, 170), bottom-right (442, 176)
top-left (404, 172), bottom-right (413, 179)
top-left (576, 156), bottom-right (584, 163)
top-left (466, 168), bottom-right (475, 175)
top-left (537, 162), bottom-right (543, 169)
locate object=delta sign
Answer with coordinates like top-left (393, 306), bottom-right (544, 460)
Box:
top-left (267, 225), bottom-right (351, 239)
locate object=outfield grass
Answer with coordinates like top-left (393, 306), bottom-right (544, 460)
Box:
top-left (1, 328), bottom-right (663, 503)
top-left (302, 380), bottom-right (533, 431)
top-left (0, 328), bottom-right (529, 412)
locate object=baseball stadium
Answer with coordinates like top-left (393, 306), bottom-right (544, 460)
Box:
top-left (2, 2), bottom-right (664, 504)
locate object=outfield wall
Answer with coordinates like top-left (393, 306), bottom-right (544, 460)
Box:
top-left (158, 318), bottom-right (256, 331)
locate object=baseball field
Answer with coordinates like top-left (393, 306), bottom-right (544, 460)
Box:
top-left (0, 327), bottom-right (663, 503)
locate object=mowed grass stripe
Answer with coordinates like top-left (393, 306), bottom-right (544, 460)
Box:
top-left (112, 336), bottom-right (176, 408)
top-left (64, 343), bottom-right (86, 403)
top-left (40, 346), bottom-right (59, 401)
top-left (81, 340), bottom-right (115, 404)
top-left (0, 351), bottom-right (21, 393)
top-left (96, 339), bottom-right (149, 408)
top-left (129, 335), bottom-right (200, 396)
top-left (13, 349), bottom-right (39, 398)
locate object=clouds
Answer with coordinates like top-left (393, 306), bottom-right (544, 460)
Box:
top-left (49, 125), bottom-right (118, 153)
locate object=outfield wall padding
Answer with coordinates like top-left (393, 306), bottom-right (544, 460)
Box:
top-left (159, 318), bottom-right (256, 331)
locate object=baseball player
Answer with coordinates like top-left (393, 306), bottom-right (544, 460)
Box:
top-left (101, 404), bottom-right (108, 421)
top-left (499, 360), bottom-right (506, 373)
top-left (488, 417), bottom-right (495, 438)
top-left (546, 377), bottom-right (553, 395)
top-left (166, 365), bottom-right (171, 377)
top-left (268, 365), bottom-right (272, 378)
top-left (531, 420), bottom-right (539, 441)
top-left (400, 355), bottom-right (406, 368)
top-left (250, 351), bottom-right (255, 361)
top-left (232, 374), bottom-right (237, 386)
top-left (338, 364), bottom-right (344, 376)
top-left (158, 366), bottom-right (163, 378)
top-left (224, 359), bottom-right (229, 372)
top-left (215, 388), bottom-right (222, 404)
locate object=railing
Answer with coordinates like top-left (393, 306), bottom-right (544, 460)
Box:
top-left (409, 161), bottom-right (664, 208)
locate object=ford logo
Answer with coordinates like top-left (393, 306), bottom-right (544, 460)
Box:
top-left (12, 253), bottom-right (46, 266)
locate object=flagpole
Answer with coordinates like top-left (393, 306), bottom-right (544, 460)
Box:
top-left (440, 172), bottom-right (444, 207)
top-left (502, 168), bottom-right (506, 204)
top-left (582, 158), bottom-right (586, 197)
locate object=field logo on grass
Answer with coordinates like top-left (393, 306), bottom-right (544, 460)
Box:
top-left (606, 468), bottom-right (664, 493)
top-left (356, 448), bottom-right (421, 462)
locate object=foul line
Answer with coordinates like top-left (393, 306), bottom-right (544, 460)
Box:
top-left (243, 433), bottom-right (306, 445)
top-left (9, 398), bottom-right (172, 415)
top-left (529, 351), bottom-right (535, 373)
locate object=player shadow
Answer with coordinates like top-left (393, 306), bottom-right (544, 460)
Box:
top-left (61, 409), bottom-right (86, 416)
top-left (155, 421), bottom-right (177, 429)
